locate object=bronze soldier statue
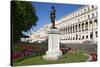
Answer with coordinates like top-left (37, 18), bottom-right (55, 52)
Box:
top-left (50, 6), bottom-right (56, 29)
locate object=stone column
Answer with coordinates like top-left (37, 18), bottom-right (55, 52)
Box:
top-left (92, 20), bottom-right (96, 41)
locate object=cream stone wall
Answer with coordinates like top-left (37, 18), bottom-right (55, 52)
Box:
top-left (28, 5), bottom-right (98, 44)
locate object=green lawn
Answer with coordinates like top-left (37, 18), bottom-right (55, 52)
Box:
top-left (13, 50), bottom-right (88, 66)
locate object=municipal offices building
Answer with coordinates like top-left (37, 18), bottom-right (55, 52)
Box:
top-left (23, 5), bottom-right (98, 44)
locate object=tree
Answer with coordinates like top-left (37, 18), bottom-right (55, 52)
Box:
top-left (11, 1), bottom-right (38, 43)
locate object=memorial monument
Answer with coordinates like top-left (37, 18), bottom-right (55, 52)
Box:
top-left (43, 6), bottom-right (62, 61)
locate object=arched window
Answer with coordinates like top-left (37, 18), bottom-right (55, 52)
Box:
top-left (89, 21), bottom-right (92, 24)
top-left (82, 36), bottom-right (84, 40)
top-left (66, 28), bottom-right (67, 34)
top-left (86, 35), bottom-right (88, 39)
top-left (92, 5), bottom-right (94, 9)
top-left (76, 34), bottom-right (78, 40)
top-left (90, 32), bottom-right (93, 39)
top-left (95, 31), bottom-right (98, 37)
top-left (69, 27), bottom-right (70, 33)
top-left (94, 19), bottom-right (97, 29)
top-left (63, 28), bottom-right (65, 34)
top-left (82, 23), bottom-right (84, 31)
top-left (89, 21), bottom-right (93, 29)
top-left (85, 22), bottom-right (88, 31)
top-left (76, 25), bottom-right (77, 32)
top-left (71, 26), bottom-right (72, 33)
top-left (73, 26), bottom-right (74, 33)
top-left (79, 24), bottom-right (81, 32)
top-left (94, 19), bottom-right (97, 25)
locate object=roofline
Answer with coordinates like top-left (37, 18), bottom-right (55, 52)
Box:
top-left (55, 5), bottom-right (88, 23)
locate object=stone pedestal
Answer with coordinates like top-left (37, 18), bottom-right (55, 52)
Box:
top-left (43, 28), bottom-right (62, 61)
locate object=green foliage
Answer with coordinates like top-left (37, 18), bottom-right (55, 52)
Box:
top-left (13, 53), bottom-right (37, 64)
top-left (12, 45), bottom-right (23, 52)
top-left (13, 50), bottom-right (88, 66)
top-left (11, 1), bottom-right (38, 43)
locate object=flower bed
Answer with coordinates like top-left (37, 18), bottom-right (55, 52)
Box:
top-left (90, 52), bottom-right (97, 61)
top-left (12, 42), bottom-right (47, 61)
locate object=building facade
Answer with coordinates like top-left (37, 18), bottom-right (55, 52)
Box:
top-left (28, 5), bottom-right (98, 44)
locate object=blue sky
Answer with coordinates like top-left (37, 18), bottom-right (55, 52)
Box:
top-left (22, 2), bottom-right (84, 36)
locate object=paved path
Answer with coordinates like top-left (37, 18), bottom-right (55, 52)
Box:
top-left (84, 53), bottom-right (92, 62)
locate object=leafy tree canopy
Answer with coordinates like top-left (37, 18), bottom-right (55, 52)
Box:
top-left (11, 1), bottom-right (38, 43)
